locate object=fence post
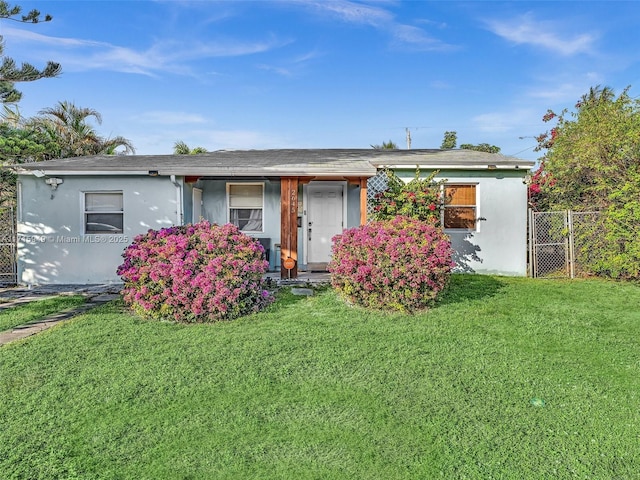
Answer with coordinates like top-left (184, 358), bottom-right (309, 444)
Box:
top-left (567, 210), bottom-right (576, 279)
top-left (528, 209), bottom-right (534, 277)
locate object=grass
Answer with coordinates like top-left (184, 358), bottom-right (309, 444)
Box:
top-left (0, 295), bottom-right (86, 332)
top-left (0, 275), bottom-right (639, 479)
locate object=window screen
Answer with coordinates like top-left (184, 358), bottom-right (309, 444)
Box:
top-left (228, 184), bottom-right (263, 232)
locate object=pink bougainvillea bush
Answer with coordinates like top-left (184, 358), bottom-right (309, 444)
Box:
top-left (370, 169), bottom-right (444, 225)
top-left (117, 221), bottom-right (273, 323)
top-left (328, 216), bottom-right (454, 313)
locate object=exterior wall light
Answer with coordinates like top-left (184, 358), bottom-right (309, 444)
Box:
top-left (44, 177), bottom-right (63, 190)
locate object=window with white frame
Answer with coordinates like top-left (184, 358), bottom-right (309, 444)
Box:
top-left (84, 192), bottom-right (123, 234)
top-left (227, 183), bottom-right (263, 232)
top-left (443, 184), bottom-right (477, 230)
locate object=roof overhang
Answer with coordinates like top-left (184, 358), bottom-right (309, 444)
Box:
top-left (14, 148), bottom-right (534, 178)
top-left (372, 163), bottom-right (533, 171)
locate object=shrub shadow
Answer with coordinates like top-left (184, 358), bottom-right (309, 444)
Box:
top-left (266, 285), bottom-right (324, 311)
top-left (436, 274), bottom-right (506, 306)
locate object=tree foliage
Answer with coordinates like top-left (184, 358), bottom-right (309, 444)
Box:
top-left (460, 143), bottom-right (501, 154)
top-left (371, 140), bottom-right (398, 150)
top-left (536, 86), bottom-right (640, 210)
top-left (30, 101), bottom-right (135, 157)
top-left (0, 1), bottom-right (61, 103)
top-left (439, 131), bottom-right (500, 153)
top-left (535, 85), bottom-right (640, 279)
top-left (173, 140), bottom-right (207, 154)
top-left (440, 131), bottom-right (457, 149)
top-left (0, 122), bottom-right (54, 162)
top-left (1, 102), bottom-right (134, 162)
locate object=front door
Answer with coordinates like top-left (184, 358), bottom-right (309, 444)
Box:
top-left (307, 183), bottom-right (344, 269)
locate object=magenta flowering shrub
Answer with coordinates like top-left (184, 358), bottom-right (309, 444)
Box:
top-left (328, 216), bottom-right (454, 313)
top-left (117, 221), bottom-right (273, 323)
top-left (371, 169), bottom-right (444, 225)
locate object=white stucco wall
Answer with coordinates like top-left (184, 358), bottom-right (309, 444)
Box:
top-left (17, 168), bottom-right (528, 284)
top-left (394, 169), bottom-right (529, 276)
top-left (17, 175), bottom-right (181, 285)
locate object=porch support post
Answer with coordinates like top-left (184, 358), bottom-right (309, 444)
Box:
top-left (280, 177), bottom-right (299, 279)
top-left (360, 177), bottom-right (368, 225)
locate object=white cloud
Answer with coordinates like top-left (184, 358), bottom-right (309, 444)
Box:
top-left (293, 49), bottom-right (324, 63)
top-left (2, 27), bottom-right (105, 48)
top-left (257, 64), bottom-right (293, 77)
top-left (300, 0), bottom-right (393, 26)
top-left (292, 0), bottom-right (457, 51)
top-left (471, 109), bottom-right (538, 134)
top-left (257, 49), bottom-right (323, 77)
top-left (527, 83), bottom-right (586, 102)
top-left (485, 13), bottom-right (597, 56)
top-left (526, 70), bottom-right (605, 105)
top-left (2, 26), bottom-right (288, 76)
top-left (390, 24), bottom-right (457, 52)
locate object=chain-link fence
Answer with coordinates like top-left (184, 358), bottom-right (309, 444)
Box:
top-left (530, 211), bottom-right (568, 278)
top-left (529, 210), bottom-right (599, 279)
top-left (570, 211), bottom-right (600, 277)
top-left (0, 205), bottom-right (17, 285)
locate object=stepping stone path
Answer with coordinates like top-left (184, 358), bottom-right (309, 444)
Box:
top-left (291, 287), bottom-right (315, 296)
top-left (0, 284), bottom-right (122, 346)
top-left (0, 274), bottom-right (329, 346)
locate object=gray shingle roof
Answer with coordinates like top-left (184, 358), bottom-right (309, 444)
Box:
top-left (16, 149), bottom-right (534, 176)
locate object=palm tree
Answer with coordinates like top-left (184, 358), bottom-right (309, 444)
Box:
top-left (173, 140), bottom-right (207, 154)
top-left (577, 85), bottom-right (615, 109)
top-left (0, 104), bottom-right (23, 127)
top-left (31, 101), bottom-right (134, 157)
top-left (371, 140), bottom-right (398, 150)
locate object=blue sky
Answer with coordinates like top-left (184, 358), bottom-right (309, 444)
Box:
top-left (4, 0), bottom-right (640, 160)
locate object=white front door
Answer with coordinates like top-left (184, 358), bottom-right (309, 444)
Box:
top-left (307, 183), bottom-right (344, 267)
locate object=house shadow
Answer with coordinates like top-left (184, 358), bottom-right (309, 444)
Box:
top-left (437, 274), bottom-right (505, 306)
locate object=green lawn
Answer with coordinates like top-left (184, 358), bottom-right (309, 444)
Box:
top-left (0, 295), bottom-right (86, 332)
top-left (0, 275), bottom-right (639, 479)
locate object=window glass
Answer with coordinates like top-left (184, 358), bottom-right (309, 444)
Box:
top-left (228, 184), bottom-right (263, 232)
top-left (444, 185), bottom-right (476, 229)
top-left (85, 192), bottom-right (123, 234)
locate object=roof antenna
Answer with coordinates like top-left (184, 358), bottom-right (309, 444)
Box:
top-left (405, 127), bottom-right (412, 150)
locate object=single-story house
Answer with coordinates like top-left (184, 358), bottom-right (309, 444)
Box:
top-left (14, 149), bottom-right (534, 284)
